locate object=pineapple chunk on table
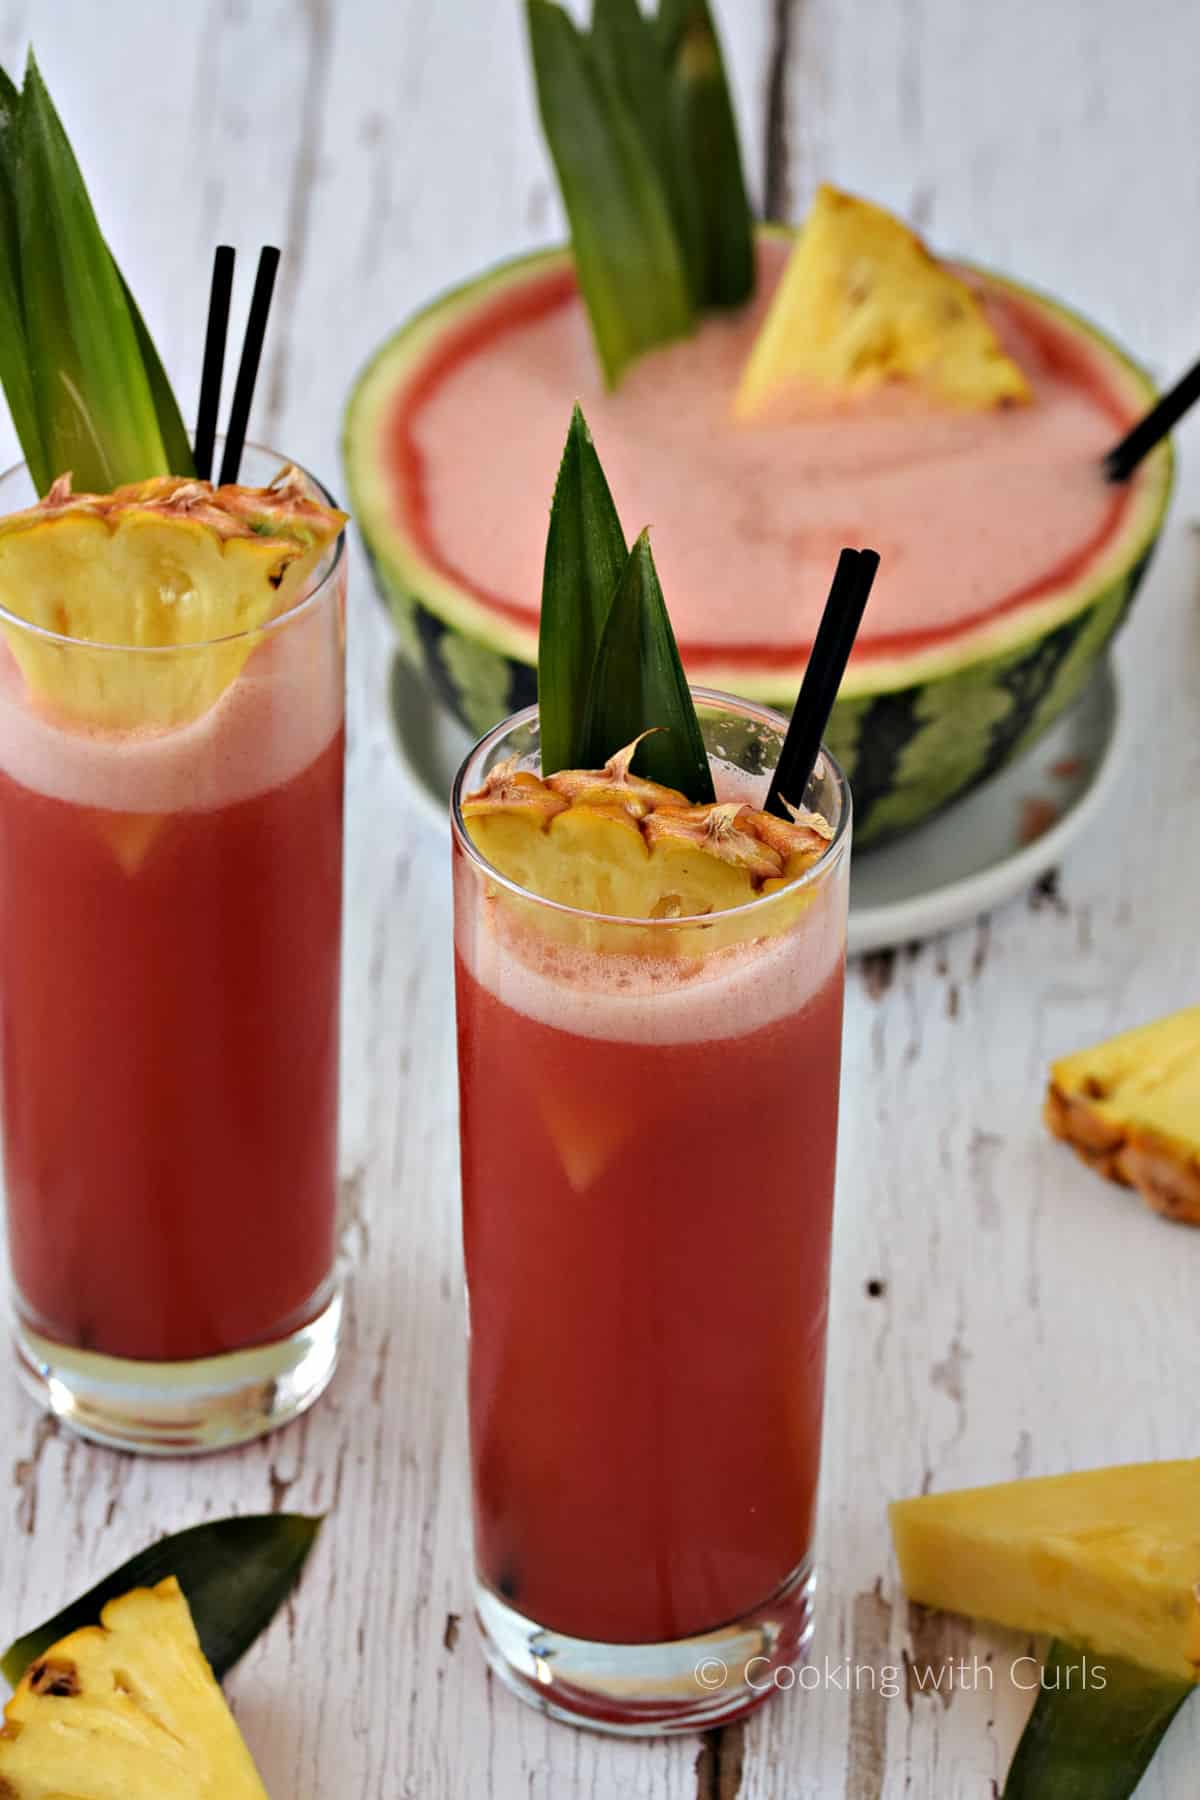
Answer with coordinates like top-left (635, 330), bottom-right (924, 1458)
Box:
top-left (1045, 1006), bottom-right (1200, 1224)
top-left (0, 1578), bottom-right (268, 1799)
top-left (890, 1461), bottom-right (1200, 1683)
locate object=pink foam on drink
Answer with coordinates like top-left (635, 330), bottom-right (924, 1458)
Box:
top-left (0, 595), bottom-right (344, 815)
top-left (411, 245), bottom-right (1137, 657)
top-left (456, 762), bottom-right (847, 1047)
top-left (461, 904), bottom-right (845, 1047)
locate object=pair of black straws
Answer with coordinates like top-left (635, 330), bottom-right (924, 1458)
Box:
top-left (193, 244), bottom-right (281, 485)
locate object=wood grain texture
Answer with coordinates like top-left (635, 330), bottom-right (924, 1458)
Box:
top-left (0, 2), bottom-right (1198, 1795)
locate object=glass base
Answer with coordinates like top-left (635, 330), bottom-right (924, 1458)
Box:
top-left (13, 1287), bottom-right (342, 1455)
top-left (475, 1555), bottom-right (815, 1736)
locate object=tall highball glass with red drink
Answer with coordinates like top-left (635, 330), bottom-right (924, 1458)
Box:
top-left (452, 690), bottom-right (851, 1732)
top-left (0, 447), bottom-right (347, 1453)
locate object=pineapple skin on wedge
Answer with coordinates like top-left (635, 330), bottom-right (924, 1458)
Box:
top-left (0, 467), bottom-right (346, 730)
top-left (1045, 1006), bottom-right (1200, 1225)
top-left (890, 1461), bottom-right (1200, 1684)
top-left (0, 1578), bottom-right (268, 1799)
top-left (461, 739), bottom-right (832, 922)
top-left (735, 183), bottom-right (1031, 418)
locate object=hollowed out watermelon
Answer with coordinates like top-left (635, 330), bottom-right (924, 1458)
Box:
top-left (344, 234), bottom-right (1171, 845)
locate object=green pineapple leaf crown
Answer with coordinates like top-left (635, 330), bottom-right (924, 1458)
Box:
top-left (527, 0), bottom-right (755, 388)
top-left (537, 403), bottom-right (714, 802)
top-left (0, 50), bottom-right (192, 495)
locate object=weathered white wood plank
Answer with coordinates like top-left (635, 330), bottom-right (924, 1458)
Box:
top-left (777, 0), bottom-right (1200, 373)
top-left (765, 6), bottom-right (1200, 1790)
top-left (0, 3), bottom-right (1198, 1796)
top-left (0, 3), bottom-right (772, 1795)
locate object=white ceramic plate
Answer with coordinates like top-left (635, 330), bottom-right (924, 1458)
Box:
top-left (387, 654), bottom-right (1123, 955)
top-left (845, 659), bottom-right (1122, 952)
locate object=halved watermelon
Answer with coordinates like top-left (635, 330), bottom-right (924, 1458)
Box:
top-left (344, 232), bottom-right (1171, 844)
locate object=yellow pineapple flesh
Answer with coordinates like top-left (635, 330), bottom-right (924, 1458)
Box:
top-left (1045, 1007), bottom-right (1200, 1224)
top-left (0, 466), bottom-right (346, 729)
top-left (890, 1460), bottom-right (1200, 1683)
top-left (461, 738), bottom-right (833, 921)
top-left (0, 1577), bottom-right (268, 1798)
top-left (735, 183), bottom-right (1031, 419)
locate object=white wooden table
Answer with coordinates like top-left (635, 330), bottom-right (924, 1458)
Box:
top-left (0, 4), bottom-right (1197, 1794)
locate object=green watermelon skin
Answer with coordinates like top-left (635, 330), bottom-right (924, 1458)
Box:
top-left (377, 542), bottom-right (1148, 845)
top-left (345, 243), bottom-right (1172, 846)
top-left (823, 545), bottom-right (1152, 842)
top-left (365, 544), bottom-right (539, 740)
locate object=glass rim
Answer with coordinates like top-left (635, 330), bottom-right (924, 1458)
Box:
top-left (0, 441), bottom-right (346, 655)
top-left (451, 687), bottom-right (852, 930)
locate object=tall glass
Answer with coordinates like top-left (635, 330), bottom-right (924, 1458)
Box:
top-left (0, 446), bottom-right (346, 1453)
top-left (451, 690), bottom-right (851, 1733)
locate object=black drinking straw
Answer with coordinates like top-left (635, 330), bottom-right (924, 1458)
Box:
top-left (764, 547), bottom-right (881, 820)
top-left (217, 245), bottom-right (281, 486)
top-left (193, 245), bottom-right (235, 481)
top-left (1103, 351), bottom-right (1200, 483)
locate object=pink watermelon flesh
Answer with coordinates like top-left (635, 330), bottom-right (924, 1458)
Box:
top-left (384, 242), bottom-right (1145, 683)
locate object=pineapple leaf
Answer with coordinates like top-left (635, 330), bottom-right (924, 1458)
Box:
top-left (590, 0), bottom-right (704, 303)
top-left (527, 0), bottom-right (754, 383)
top-left (0, 65), bottom-right (47, 491)
top-left (2, 1513), bottom-right (322, 1689)
top-left (16, 52), bottom-right (169, 491)
top-left (656, 0), bottom-right (755, 307)
top-left (117, 264), bottom-right (196, 477)
top-left (537, 404), bottom-right (627, 775)
top-left (1002, 1640), bottom-right (1194, 1800)
top-left (582, 527), bottom-right (714, 800)
top-left (527, 0), bottom-right (693, 388)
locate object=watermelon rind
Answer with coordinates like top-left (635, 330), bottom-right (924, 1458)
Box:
top-left (344, 238), bottom-right (1172, 844)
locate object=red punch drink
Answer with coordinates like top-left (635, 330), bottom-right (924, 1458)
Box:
top-left (452, 692), bottom-right (851, 1732)
top-left (0, 450), bottom-right (347, 1452)
top-left (0, 719), bottom-right (343, 1364)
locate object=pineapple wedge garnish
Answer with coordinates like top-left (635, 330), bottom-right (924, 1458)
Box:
top-left (462, 738), bottom-right (832, 919)
top-left (0, 467), bottom-right (346, 729)
top-left (735, 183), bottom-right (1031, 418)
top-left (1045, 1007), bottom-right (1200, 1225)
top-left (0, 1577), bottom-right (268, 1798)
top-left (890, 1461), bottom-right (1200, 1684)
